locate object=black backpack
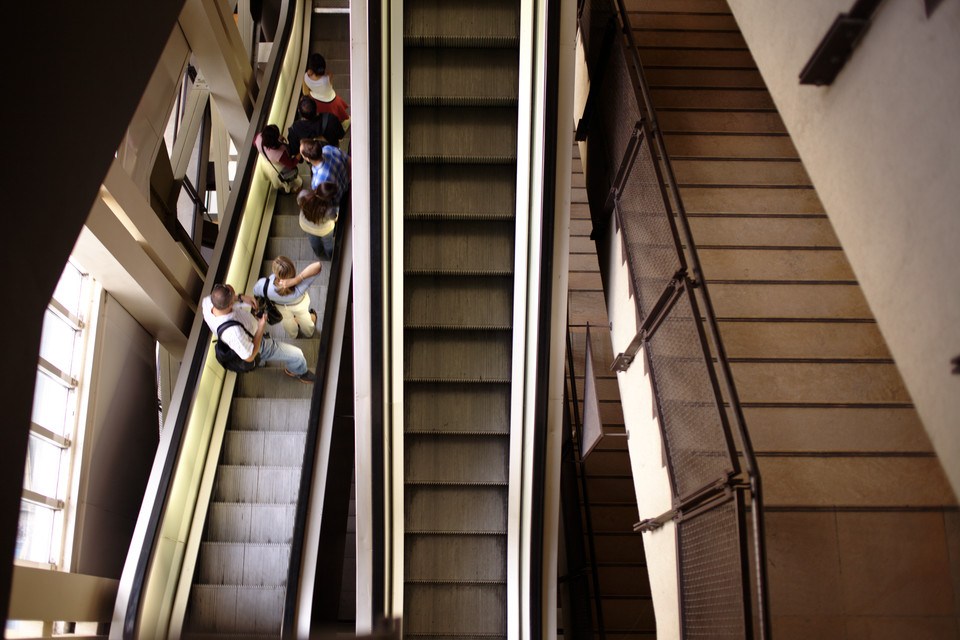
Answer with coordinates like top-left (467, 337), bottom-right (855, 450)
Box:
top-left (214, 320), bottom-right (258, 373)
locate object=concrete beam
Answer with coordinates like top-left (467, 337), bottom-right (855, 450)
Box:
top-left (179, 0), bottom-right (257, 145)
top-left (75, 198), bottom-right (193, 360)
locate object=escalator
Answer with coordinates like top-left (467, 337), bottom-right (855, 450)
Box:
top-left (400, 1), bottom-right (520, 636)
top-left (111, 1), bottom-right (354, 637)
top-left (181, 190), bottom-right (322, 637)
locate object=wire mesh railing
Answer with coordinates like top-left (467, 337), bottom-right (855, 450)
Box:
top-left (576, 0), bottom-right (771, 637)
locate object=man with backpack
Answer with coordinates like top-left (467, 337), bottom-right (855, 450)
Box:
top-left (287, 95), bottom-right (345, 159)
top-left (202, 283), bottom-right (316, 383)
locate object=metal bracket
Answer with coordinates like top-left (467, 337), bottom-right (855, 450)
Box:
top-left (611, 270), bottom-right (686, 373)
top-left (799, 0), bottom-right (884, 86)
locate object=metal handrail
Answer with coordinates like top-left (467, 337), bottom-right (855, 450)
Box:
top-left (607, 1), bottom-right (771, 636)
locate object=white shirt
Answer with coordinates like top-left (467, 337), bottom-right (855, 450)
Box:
top-left (202, 296), bottom-right (257, 360)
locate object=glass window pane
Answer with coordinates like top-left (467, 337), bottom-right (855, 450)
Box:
top-left (177, 186), bottom-right (197, 240)
top-left (24, 433), bottom-right (64, 498)
top-left (5, 619), bottom-right (44, 638)
top-left (31, 372), bottom-right (71, 437)
top-left (39, 309), bottom-right (78, 375)
top-left (51, 262), bottom-right (83, 312)
top-left (15, 501), bottom-right (56, 564)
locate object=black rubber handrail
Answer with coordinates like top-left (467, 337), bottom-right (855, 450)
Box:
top-left (529, 0), bottom-right (563, 632)
top-left (281, 195), bottom-right (352, 638)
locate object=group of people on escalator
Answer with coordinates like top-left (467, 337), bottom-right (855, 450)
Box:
top-left (203, 53), bottom-right (351, 384)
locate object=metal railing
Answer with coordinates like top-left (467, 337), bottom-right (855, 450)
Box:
top-left (575, 0), bottom-right (771, 637)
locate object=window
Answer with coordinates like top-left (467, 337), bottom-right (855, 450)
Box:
top-left (15, 260), bottom-right (97, 570)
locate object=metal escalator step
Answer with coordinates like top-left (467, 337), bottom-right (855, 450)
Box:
top-left (405, 217), bottom-right (514, 273)
top-left (269, 215), bottom-right (305, 238)
top-left (405, 382), bottom-right (509, 434)
top-left (405, 484), bottom-right (507, 533)
top-left (403, 274), bottom-right (513, 327)
top-left (404, 34), bottom-right (519, 49)
top-left (404, 636), bottom-right (506, 640)
top-left (235, 368), bottom-right (316, 400)
top-left (273, 190), bottom-right (305, 217)
top-left (404, 268), bottom-right (512, 277)
top-left (403, 582), bottom-right (507, 636)
top-left (405, 211), bottom-right (514, 221)
top-left (222, 431), bottom-right (307, 466)
top-left (405, 323), bottom-right (511, 332)
top-left (196, 542), bottom-right (291, 587)
top-left (405, 480), bottom-right (508, 487)
top-left (406, 96), bottom-right (518, 108)
top-left (310, 38), bottom-right (349, 60)
top-left (405, 377), bottom-right (512, 387)
top-left (404, 330), bottom-right (511, 381)
top-left (187, 584), bottom-right (284, 635)
top-left (265, 237), bottom-right (316, 262)
top-left (222, 430), bottom-right (307, 468)
top-left (405, 47), bottom-right (519, 104)
top-left (213, 465), bottom-right (302, 504)
top-left (205, 503), bottom-right (296, 544)
top-left (405, 533), bottom-right (506, 582)
top-left (404, 0), bottom-right (519, 40)
top-left (405, 154), bottom-right (516, 166)
top-left (405, 106), bottom-right (518, 160)
top-left (405, 435), bottom-right (508, 484)
top-left (406, 163), bottom-right (516, 215)
top-left (229, 398), bottom-right (311, 431)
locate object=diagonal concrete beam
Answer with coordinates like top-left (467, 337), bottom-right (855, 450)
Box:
top-left (179, 0), bottom-right (257, 145)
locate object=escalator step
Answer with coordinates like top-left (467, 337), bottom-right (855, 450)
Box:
top-left (187, 584), bottom-right (284, 635)
top-left (405, 47), bottom-right (519, 104)
top-left (405, 435), bottom-right (508, 484)
top-left (405, 485), bottom-right (507, 533)
top-left (405, 329), bottom-right (511, 381)
top-left (403, 582), bottom-right (507, 636)
top-left (405, 106), bottom-right (518, 160)
top-left (405, 164), bottom-right (516, 216)
top-left (222, 431), bottom-right (307, 466)
top-left (212, 465), bottom-right (301, 504)
top-left (206, 503), bottom-right (296, 544)
top-left (405, 382), bottom-right (509, 434)
top-left (229, 398), bottom-right (311, 431)
top-left (196, 542), bottom-right (291, 587)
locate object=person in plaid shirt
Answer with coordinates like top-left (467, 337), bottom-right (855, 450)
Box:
top-left (298, 139), bottom-right (351, 258)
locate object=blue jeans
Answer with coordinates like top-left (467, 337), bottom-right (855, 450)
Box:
top-left (258, 335), bottom-right (308, 375)
top-left (307, 231), bottom-right (334, 258)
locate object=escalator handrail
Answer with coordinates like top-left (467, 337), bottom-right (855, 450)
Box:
top-left (281, 194), bottom-right (352, 638)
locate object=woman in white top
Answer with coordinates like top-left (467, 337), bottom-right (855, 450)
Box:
top-left (302, 52), bottom-right (350, 130)
top-left (253, 256), bottom-right (322, 339)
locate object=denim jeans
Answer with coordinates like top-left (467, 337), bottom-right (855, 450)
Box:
top-left (257, 335), bottom-right (308, 375)
top-left (307, 231), bottom-right (334, 258)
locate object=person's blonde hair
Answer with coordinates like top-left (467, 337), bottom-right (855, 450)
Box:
top-left (272, 255), bottom-right (296, 296)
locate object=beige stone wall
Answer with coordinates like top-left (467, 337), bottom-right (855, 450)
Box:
top-left (726, 0), bottom-right (960, 500)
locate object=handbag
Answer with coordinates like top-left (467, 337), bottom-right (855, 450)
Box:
top-left (257, 138), bottom-right (300, 183)
top-left (278, 166), bottom-right (299, 183)
top-left (255, 277), bottom-right (283, 325)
